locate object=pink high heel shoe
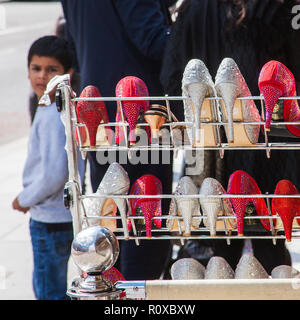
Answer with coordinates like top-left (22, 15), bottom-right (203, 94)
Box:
top-left (227, 170), bottom-right (272, 236)
top-left (115, 76), bottom-right (150, 145)
top-left (76, 85), bottom-right (111, 147)
top-left (258, 60), bottom-right (300, 136)
top-left (128, 175), bottom-right (162, 238)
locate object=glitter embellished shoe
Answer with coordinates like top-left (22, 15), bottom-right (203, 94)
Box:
top-left (170, 258), bottom-right (206, 280)
top-left (128, 174), bottom-right (162, 238)
top-left (83, 162), bottom-right (130, 239)
top-left (258, 60), bottom-right (300, 137)
top-left (204, 256), bottom-right (235, 279)
top-left (227, 170), bottom-right (272, 236)
top-left (182, 59), bottom-right (220, 147)
top-left (76, 85), bottom-right (111, 148)
top-left (271, 265), bottom-right (300, 279)
top-left (199, 177), bottom-right (236, 236)
top-left (115, 76), bottom-right (150, 145)
top-left (215, 58), bottom-right (261, 145)
top-left (167, 176), bottom-right (201, 236)
top-left (235, 254), bottom-right (269, 279)
top-left (272, 180), bottom-right (300, 242)
top-left (103, 267), bottom-right (125, 284)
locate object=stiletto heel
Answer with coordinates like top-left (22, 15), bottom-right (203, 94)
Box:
top-left (258, 60), bottom-right (300, 136)
top-left (215, 82), bottom-right (239, 142)
top-left (144, 104), bottom-right (168, 140)
top-left (128, 175), bottom-right (162, 238)
top-left (177, 196), bottom-right (197, 237)
top-left (76, 85), bottom-right (111, 148)
top-left (215, 58), bottom-right (261, 145)
top-left (182, 59), bottom-right (219, 147)
top-left (272, 180), bottom-right (300, 242)
top-left (202, 201), bottom-right (220, 236)
top-left (167, 176), bottom-right (201, 236)
top-left (187, 82), bottom-right (210, 144)
top-left (113, 198), bottom-right (129, 240)
top-left (227, 170), bottom-right (271, 236)
top-left (199, 177), bottom-right (236, 236)
top-left (259, 85), bottom-right (282, 131)
top-left (84, 163), bottom-right (130, 239)
top-left (115, 76), bottom-right (150, 145)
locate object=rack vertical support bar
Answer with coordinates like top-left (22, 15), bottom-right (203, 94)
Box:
top-left (59, 83), bottom-right (82, 237)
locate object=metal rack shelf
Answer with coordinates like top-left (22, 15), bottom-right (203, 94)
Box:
top-left (56, 81), bottom-right (300, 241)
top-left (53, 77), bottom-right (300, 301)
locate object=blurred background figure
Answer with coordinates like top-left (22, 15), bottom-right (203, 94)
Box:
top-left (60, 0), bottom-right (177, 280)
top-left (160, 0), bottom-right (300, 274)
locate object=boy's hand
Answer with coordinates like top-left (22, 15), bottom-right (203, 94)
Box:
top-left (12, 197), bottom-right (29, 214)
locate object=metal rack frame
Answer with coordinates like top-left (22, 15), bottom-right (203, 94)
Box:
top-left (57, 82), bottom-right (300, 243)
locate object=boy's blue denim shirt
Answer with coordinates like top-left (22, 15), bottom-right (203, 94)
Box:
top-left (18, 102), bottom-right (84, 223)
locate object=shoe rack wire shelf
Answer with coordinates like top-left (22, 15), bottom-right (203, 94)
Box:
top-left (57, 82), bottom-right (300, 243)
top-left (58, 82), bottom-right (300, 300)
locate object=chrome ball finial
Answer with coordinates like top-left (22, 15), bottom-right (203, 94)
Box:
top-left (71, 226), bottom-right (119, 274)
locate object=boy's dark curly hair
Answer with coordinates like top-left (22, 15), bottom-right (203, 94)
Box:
top-left (27, 35), bottom-right (74, 72)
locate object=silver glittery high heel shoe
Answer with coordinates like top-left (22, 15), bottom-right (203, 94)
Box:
top-left (215, 57), bottom-right (261, 145)
top-left (235, 254), bottom-right (269, 279)
top-left (170, 258), bottom-right (206, 280)
top-left (204, 256), bottom-right (235, 279)
top-left (199, 177), bottom-right (236, 236)
top-left (167, 176), bottom-right (201, 236)
top-left (271, 265), bottom-right (300, 279)
top-left (182, 59), bottom-right (220, 147)
top-left (83, 162), bottom-right (130, 239)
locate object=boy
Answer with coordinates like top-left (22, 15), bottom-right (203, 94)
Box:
top-left (12, 35), bottom-right (83, 300)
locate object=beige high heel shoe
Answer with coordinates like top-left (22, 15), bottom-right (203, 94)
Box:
top-left (144, 104), bottom-right (168, 140)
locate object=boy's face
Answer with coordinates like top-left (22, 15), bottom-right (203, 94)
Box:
top-left (28, 55), bottom-right (66, 102)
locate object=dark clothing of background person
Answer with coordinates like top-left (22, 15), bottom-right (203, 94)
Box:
top-left (160, 0), bottom-right (300, 274)
top-left (61, 0), bottom-right (176, 280)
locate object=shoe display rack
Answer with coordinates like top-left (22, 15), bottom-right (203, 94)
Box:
top-left (55, 80), bottom-right (300, 300)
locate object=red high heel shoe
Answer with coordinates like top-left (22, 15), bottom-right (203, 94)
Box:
top-left (76, 85), bottom-right (111, 148)
top-left (227, 170), bottom-right (271, 236)
top-left (258, 60), bottom-right (300, 136)
top-left (103, 267), bottom-right (125, 284)
top-left (128, 175), bottom-right (162, 238)
top-left (272, 180), bottom-right (300, 242)
top-left (115, 76), bottom-right (150, 145)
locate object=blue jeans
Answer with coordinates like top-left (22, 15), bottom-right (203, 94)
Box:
top-left (29, 219), bottom-right (73, 300)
